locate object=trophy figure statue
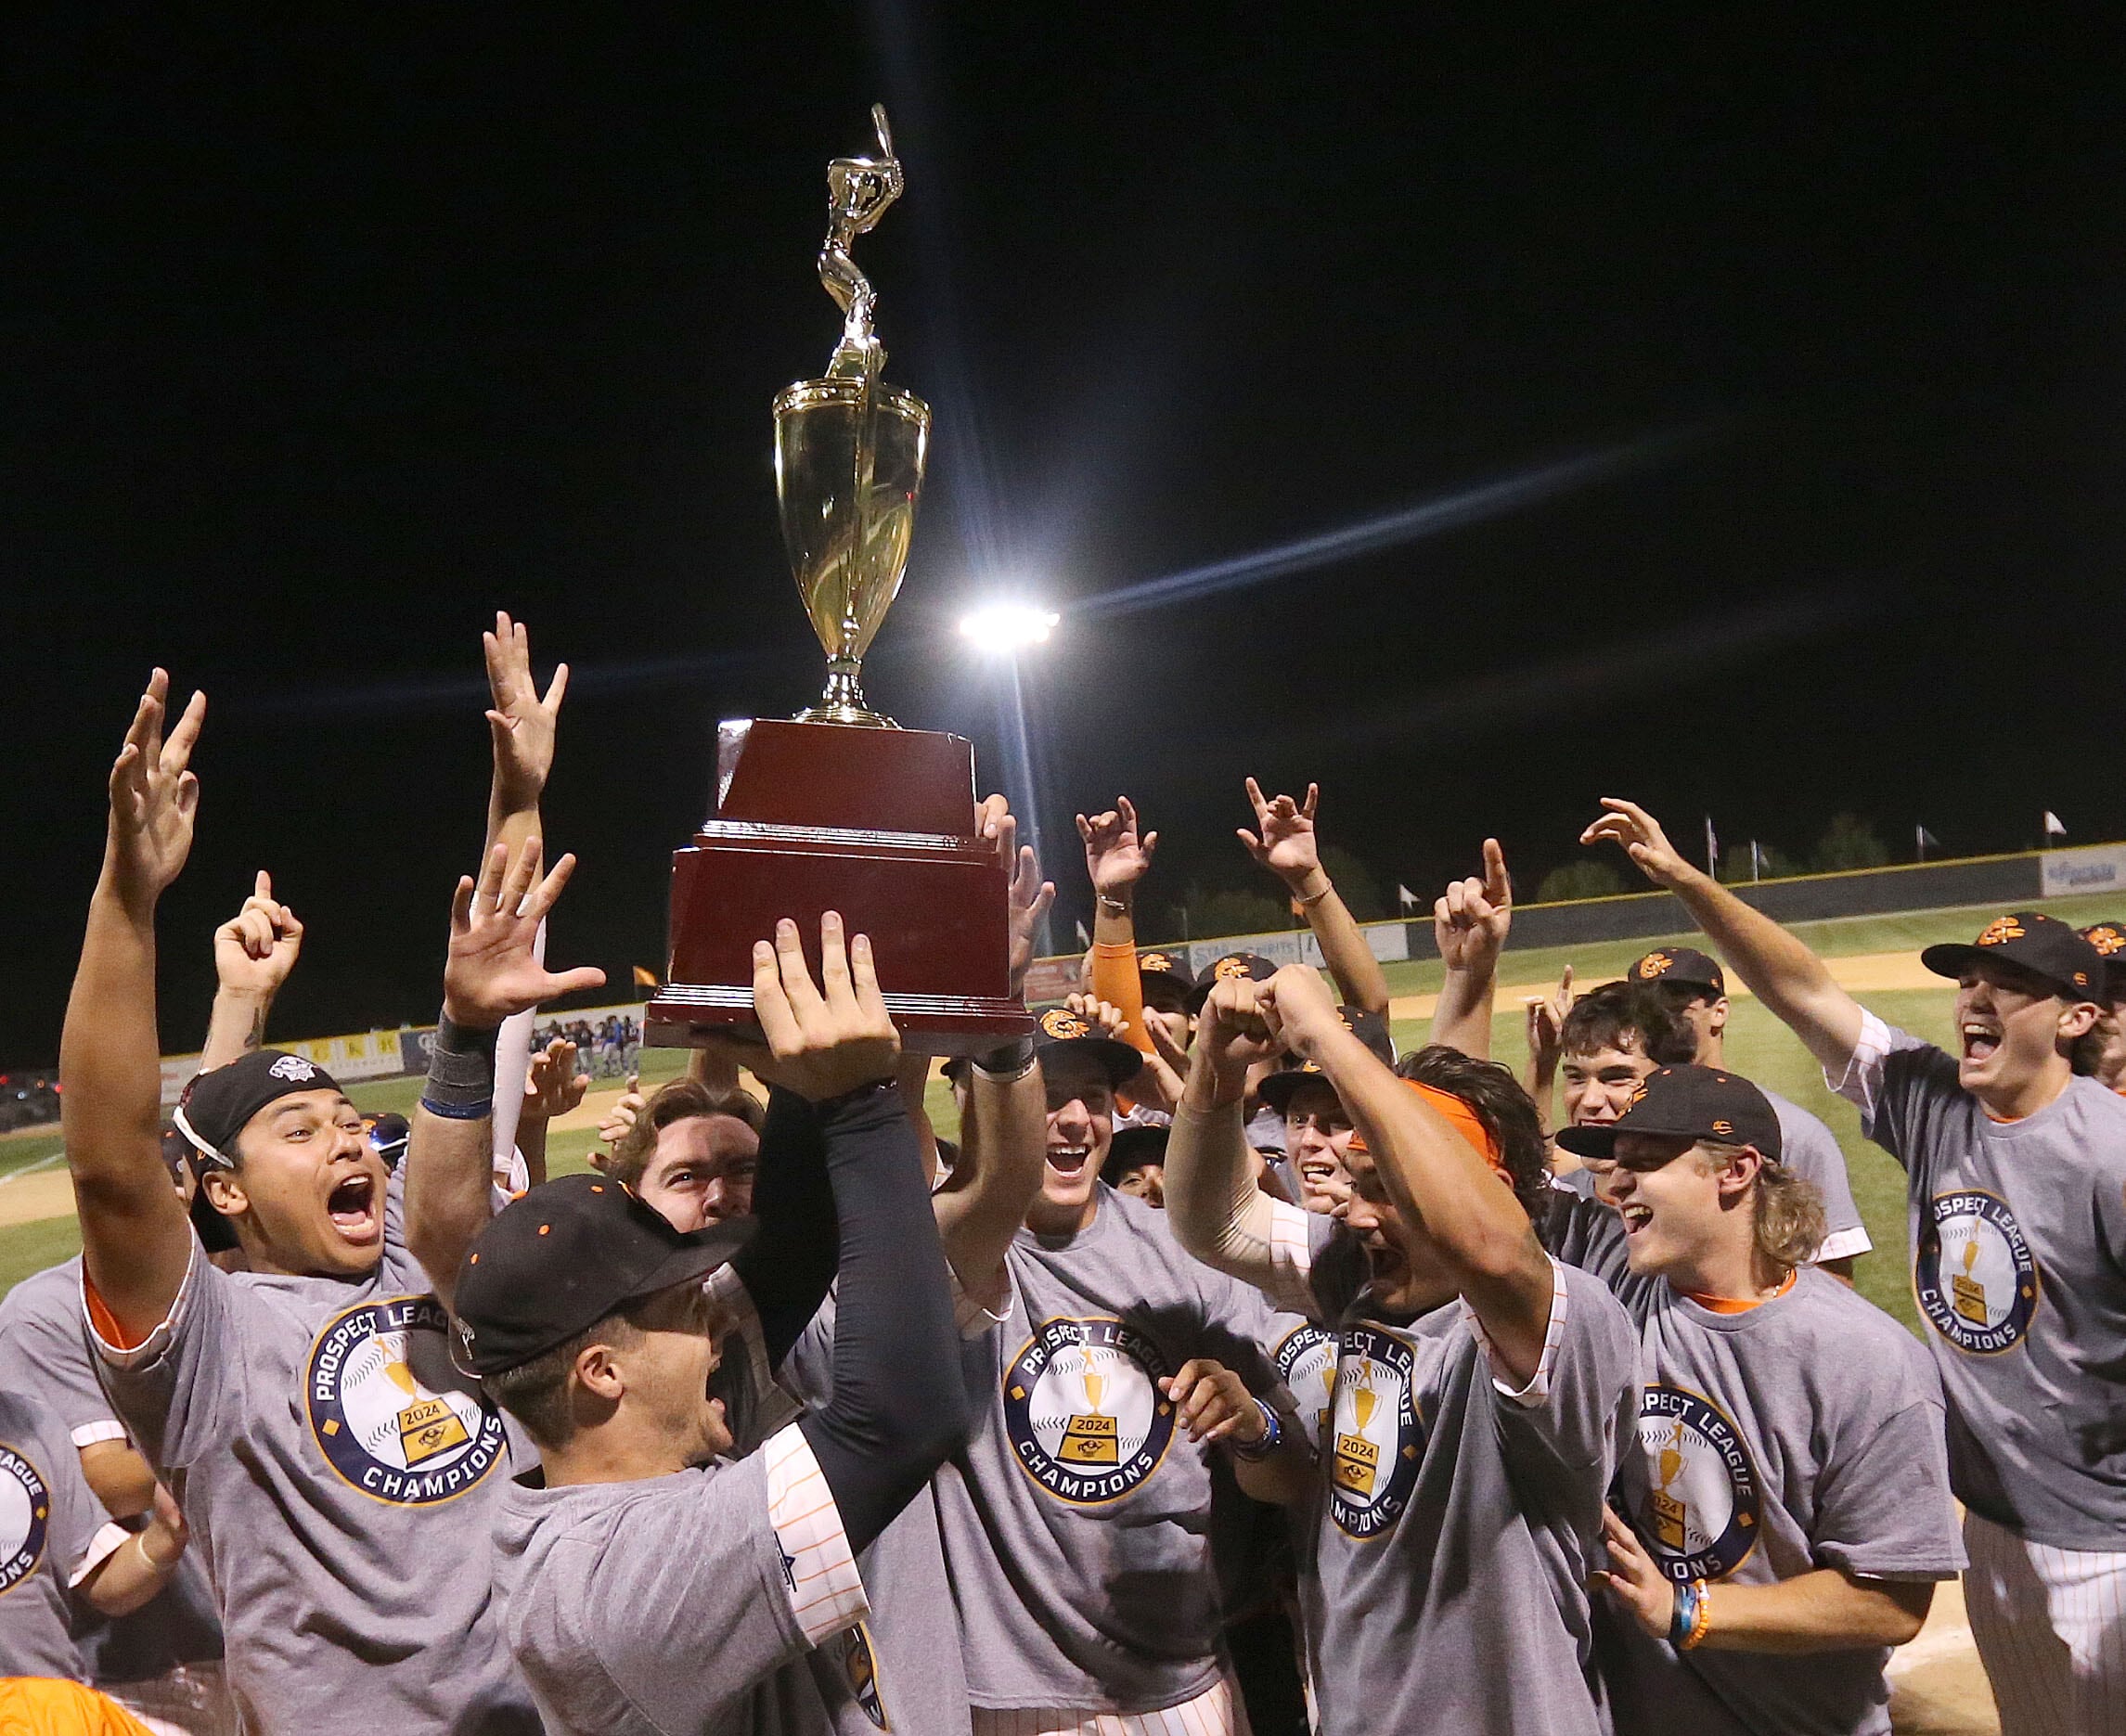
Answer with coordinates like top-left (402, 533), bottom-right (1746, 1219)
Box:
top-left (648, 109), bottom-right (1029, 1052)
top-left (777, 106), bottom-right (929, 727)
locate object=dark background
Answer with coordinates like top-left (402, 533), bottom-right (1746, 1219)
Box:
top-left (6, 8), bottom-right (2123, 1062)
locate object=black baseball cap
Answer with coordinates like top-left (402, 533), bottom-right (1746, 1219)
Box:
top-left (173, 1050), bottom-right (348, 1170)
top-left (1919, 912), bottom-right (2107, 1001)
top-left (1555, 1064), bottom-right (1783, 1163)
top-left (2077, 923), bottom-right (2126, 1001)
top-left (1034, 1006), bottom-right (1143, 1090)
top-left (1108, 1123), bottom-right (1169, 1177)
top-left (1135, 949), bottom-right (1197, 1009)
top-left (453, 1173), bottom-right (754, 1377)
top-left (1629, 946), bottom-right (1725, 998)
top-left (366, 1113), bottom-right (410, 1172)
top-left (1186, 951), bottom-right (1279, 1012)
top-left (1257, 1007), bottom-right (1397, 1114)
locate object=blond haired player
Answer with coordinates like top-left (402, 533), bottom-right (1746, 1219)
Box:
top-left (1587, 797), bottom-right (2126, 1736)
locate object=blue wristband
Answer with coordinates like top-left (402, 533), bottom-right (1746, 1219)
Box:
top-left (1231, 1399), bottom-right (1284, 1461)
top-left (1669, 1576), bottom-right (1701, 1649)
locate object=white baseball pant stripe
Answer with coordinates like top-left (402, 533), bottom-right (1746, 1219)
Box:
top-left (1963, 1510), bottom-right (2126, 1736)
top-left (971, 1673), bottom-right (1249, 1736)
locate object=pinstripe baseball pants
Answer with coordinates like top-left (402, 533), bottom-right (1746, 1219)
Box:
top-left (1964, 1511), bottom-right (2126, 1736)
top-left (971, 1674), bottom-right (1251, 1736)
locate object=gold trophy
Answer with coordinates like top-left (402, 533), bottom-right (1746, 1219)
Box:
top-left (774, 105), bottom-right (930, 726)
top-left (649, 107), bottom-right (1028, 1052)
top-left (1334, 1359), bottom-right (1382, 1497)
top-left (1061, 1355), bottom-right (1122, 1464)
top-left (1952, 1235), bottom-right (1988, 1324)
top-left (1651, 1420), bottom-right (1689, 1551)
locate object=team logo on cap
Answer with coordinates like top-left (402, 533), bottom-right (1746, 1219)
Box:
top-left (0, 1441), bottom-right (51, 1596)
top-left (1637, 952), bottom-right (1674, 979)
top-left (1038, 1008), bottom-right (1091, 1041)
top-left (1138, 952), bottom-right (1175, 974)
top-left (1273, 1323), bottom-right (1339, 1454)
top-left (1978, 916), bottom-right (2026, 947)
top-left (307, 1296), bottom-right (509, 1505)
top-left (1627, 1079), bottom-right (1651, 1110)
top-left (1327, 1324), bottom-right (1424, 1538)
top-left (1213, 956), bottom-right (1255, 982)
top-left (1633, 1386), bottom-right (1762, 1582)
top-left (2087, 926), bottom-right (2126, 957)
top-left (1914, 1189), bottom-right (2040, 1356)
top-left (269, 1054), bottom-right (319, 1083)
top-left (1003, 1317), bottom-right (1176, 1505)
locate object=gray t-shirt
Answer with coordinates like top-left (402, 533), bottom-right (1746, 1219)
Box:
top-left (779, 1293), bottom-right (973, 1736)
top-left (1255, 1202), bottom-right (1641, 1736)
top-left (491, 1426), bottom-right (867, 1736)
top-left (0, 1390), bottom-right (111, 1681)
top-left (1832, 1013), bottom-right (2126, 1549)
top-left (934, 1184), bottom-right (1294, 1715)
top-left (1602, 1267), bottom-right (1965, 1736)
top-left (1762, 1087), bottom-right (1871, 1262)
top-left (92, 1169), bottom-right (538, 1733)
top-left (0, 1256), bottom-right (224, 1686)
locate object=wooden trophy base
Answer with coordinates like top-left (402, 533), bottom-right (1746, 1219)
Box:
top-left (646, 718), bottom-right (1032, 1054)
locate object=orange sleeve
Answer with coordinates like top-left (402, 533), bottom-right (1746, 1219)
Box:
top-left (1089, 943), bottom-right (1156, 1057)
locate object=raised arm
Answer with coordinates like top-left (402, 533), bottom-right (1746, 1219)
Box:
top-left (1430, 839), bottom-right (1512, 1060)
top-left (1164, 980), bottom-right (1288, 1288)
top-left (481, 610), bottom-right (566, 864)
top-left (407, 840), bottom-right (605, 1310)
top-left (62, 673), bottom-right (208, 1344)
top-left (1264, 963), bottom-right (1553, 1385)
top-left (1240, 778), bottom-right (1389, 1015)
top-left (933, 804), bottom-right (1053, 1290)
top-left (1582, 799), bottom-right (1865, 1074)
top-left (199, 870), bottom-right (303, 1072)
top-left (1076, 796), bottom-right (1156, 1058)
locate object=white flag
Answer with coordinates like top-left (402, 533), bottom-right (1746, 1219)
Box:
top-left (2043, 811), bottom-right (2068, 838)
top-left (1916, 824), bottom-right (1939, 858)
top-left (1397, 882), bottom-right (1419, 910)
top-left (1704, 816), bottom-right (1719, 878)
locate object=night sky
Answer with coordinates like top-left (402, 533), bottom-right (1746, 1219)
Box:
top-left (6, 10), bottom-right (2123, 1062)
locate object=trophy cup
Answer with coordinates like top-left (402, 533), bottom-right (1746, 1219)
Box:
top-left (648, 108), bottom-right (1030, 1052)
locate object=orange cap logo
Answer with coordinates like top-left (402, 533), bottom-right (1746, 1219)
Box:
top-left (1214, 956), bottom-right (1254, 982)
top-left (2087, 925), bottom-right (2126, 957)
top-left (1627, 1080), bottom-right (1650, 1109)
top-left (1637, 952), bottom-right (1673, 979)
top-left (1039, 1008), bottom-right (1090, 1040)
top-left (1139, 952), bottom-right (1174, 973)
top-left (1710, 1118), bottom-right (1733, 1136)
top-left (1978, 916), bottom-right (2027, 947)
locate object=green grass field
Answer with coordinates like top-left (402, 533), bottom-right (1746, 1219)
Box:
top-left (4, 889), bottom-right (2119, 1326)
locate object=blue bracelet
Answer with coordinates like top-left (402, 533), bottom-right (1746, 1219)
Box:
top-left (1669, 1576), bottom-right (1702, 1649)
top-left (1231, 1399), bottom-right (1284, 1461)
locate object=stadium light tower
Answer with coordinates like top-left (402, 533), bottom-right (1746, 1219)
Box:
top-left (959, 598), bottom-right (1061, 956)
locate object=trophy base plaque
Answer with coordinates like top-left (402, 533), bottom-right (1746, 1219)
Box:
top-left (647, 719), bottom-right (1032, 1055)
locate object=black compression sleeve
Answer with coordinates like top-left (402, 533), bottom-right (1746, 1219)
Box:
top-left (796, 1081), bottom-right (971, 1555)
top-left (728, 1087), bottom-right (838, 1370)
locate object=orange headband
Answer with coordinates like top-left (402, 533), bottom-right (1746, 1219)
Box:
top-left (1347, 1079), bottom-right (1507, 1177)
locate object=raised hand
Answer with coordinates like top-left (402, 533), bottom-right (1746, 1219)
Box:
top-left (1523, 964), bottom-right (1574, 1086)
top-left (1237, 778), bottom-right (1322, 889)
top-left (1435, 839), bottom-right (1513, 974)
top-left (105, 670), bottom-right (207, 913)
top-left (1063, 993), bottom-right (1130, 1043)
top-left (214, 870), bottom-right (304, 1002)
top-left (483, 611), bottom-right (569, 812)
top-left (442, 839), bottom-right (607, 1029)
top-left (1140, 1015), bottom-right (1192, 1112)
top-left (1258, 963), bottom-right (1346, 1063)
top-left (1195, 977), bottom-right (1281, 1090)
top-left (1580, 799), bottom-right (1691, 888)
top-left (592, 1073), bottom-right (645, 1169)
top-left (1076, 797), bottom-right (1158, 899)
top-left (523, 1037), bottom-right (590, 1121)
top-left (1595, 1507), bottom-right (1677, 1639)
top-left (748, 913), bottom-right (901, 1101)
top-left (1162, 1358), bottom-right (1268, 1447)
top-left (981, 795), bottom-right (1055, 998)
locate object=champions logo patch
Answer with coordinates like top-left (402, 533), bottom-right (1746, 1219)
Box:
top-left (0, 1443), bottom-right (50, 1597)
top-left (1326, 1324), bottom-right (1423, 1538)
top-left (307, 1295), bottom-right (509, 1505)
top-left (1914, 1189), bottom-right (2040, 1355)
top-left (1273, 1323), bottom-right (1338, 1454)
top-left (1003, 1317), bottom-right (1175, 1505)
top-left (1634, 1385), bottom-right (1761, 1582)
top-left (828, 1621), bottom-right (890, 1730)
